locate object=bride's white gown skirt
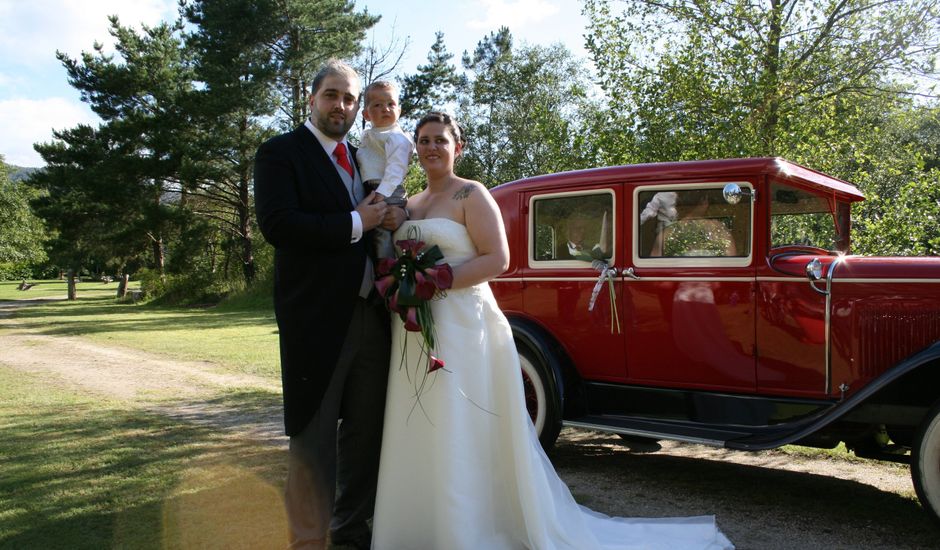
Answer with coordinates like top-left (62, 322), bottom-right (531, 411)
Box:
top-left (372, 219), bottom-right (733, 550)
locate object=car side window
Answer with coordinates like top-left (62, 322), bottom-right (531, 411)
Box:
top-left (532, 192), bottom-right (613, 264)
top-left (770, 184), bottom-right (838, 251)
top-left (637, 186), bottom-right (749, 259)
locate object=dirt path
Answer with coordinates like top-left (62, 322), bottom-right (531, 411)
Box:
top-left (1, 299), bottom-right (937, 549)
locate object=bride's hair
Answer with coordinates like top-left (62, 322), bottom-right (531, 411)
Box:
top-left (414, 112), bottom-right (467, 156)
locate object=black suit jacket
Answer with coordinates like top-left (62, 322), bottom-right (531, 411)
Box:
top-left (254, 125), bottom-right (377, 436)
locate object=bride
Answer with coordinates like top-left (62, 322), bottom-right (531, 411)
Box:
top-left (371, 112), bottom-right (733, 550)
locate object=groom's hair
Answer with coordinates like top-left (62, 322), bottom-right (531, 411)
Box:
top-left (310, 59), bottom-right (361, 97)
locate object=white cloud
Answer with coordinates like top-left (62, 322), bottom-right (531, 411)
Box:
top-left (0, 1), bottom-right (178, 166)
top-left (467, 0), bottom-right (561, 31)
top-left (0, 97), bottom-right (98, 167)
top-left (0, 0), bottom-right (178, 65)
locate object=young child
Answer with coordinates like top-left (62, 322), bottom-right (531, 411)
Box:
top-left (356, 80), bottom-right (413, 258)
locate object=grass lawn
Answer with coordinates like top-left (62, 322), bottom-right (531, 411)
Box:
top-left (1, 281), bottom-right (290, 548)
top-left (0, 279), bottom-right (126, 301)
top-left (0, 367), bottom-right (288, 550)
top-left (1, 280), bottom-right (280, 378)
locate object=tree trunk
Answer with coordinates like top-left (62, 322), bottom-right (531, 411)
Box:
top-left (67, 270), bottom-right (77, 301)
top-left (152, 235), bottom-right (165, 273)
top-left (117, 273), bottom-right (129, 298)
top-left (759, 0), bottom-right (784, 155)
top-left (238, 122), bottom-right (255, 285)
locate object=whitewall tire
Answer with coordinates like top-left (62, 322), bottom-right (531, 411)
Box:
top-left (913, 401), bottom-right (940, 524)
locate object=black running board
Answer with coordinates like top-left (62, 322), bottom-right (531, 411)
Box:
top-left (564, 415), bottom-right (752, 447)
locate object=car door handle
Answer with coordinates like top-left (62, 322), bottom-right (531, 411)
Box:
top-left (624, 267), bottom-right (640, 280)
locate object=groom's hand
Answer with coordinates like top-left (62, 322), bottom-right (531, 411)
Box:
top-left (381, 205), bottom-right (407, 231)
top-left (356, 192), bottom-right (389, 231)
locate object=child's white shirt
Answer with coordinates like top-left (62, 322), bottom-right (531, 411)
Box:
top-left (356, 123), bottom-right (414, 197)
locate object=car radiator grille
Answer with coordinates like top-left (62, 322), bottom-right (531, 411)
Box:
top-left (856, 302), bottom-right (940, 377)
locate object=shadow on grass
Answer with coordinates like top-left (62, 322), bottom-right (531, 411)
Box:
top-left (150, 390), bottom-right (286, 447)
top-left (5, 297), bottom-right (277, 337)
top-left (550, 432), bottom-right (940, 548)
top-left (0, 392), bottom-right (289, 550)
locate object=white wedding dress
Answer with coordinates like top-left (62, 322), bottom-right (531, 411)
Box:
top-left (372, 218), bottom-right (733, 550)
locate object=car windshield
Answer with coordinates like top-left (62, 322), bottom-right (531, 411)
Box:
top-left (770, 184), bottom-right (840, 251)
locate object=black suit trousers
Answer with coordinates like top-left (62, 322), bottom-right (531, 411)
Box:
top-left (285, 297), bottom-right (390, 549)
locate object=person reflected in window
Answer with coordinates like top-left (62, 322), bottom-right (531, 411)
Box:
top-left (640, 191), bottom-right (677, 257)
top-left (565, 210), bottom-right (611, 261)
top-left (661, 191), bottom-right (737, 257)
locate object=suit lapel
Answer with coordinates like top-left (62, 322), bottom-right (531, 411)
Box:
top-left (293, 125), bottom-right (354, 209)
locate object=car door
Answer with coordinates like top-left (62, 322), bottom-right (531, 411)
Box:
top-left (623, 182), bottom-right (757, 392)
top-left (754, 181), bottom-right (837, 397)
top-left (521, 185), bottom-right (628, 382)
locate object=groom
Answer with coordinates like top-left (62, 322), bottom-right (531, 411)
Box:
top-left (254, 59), bottom-right (403, 550)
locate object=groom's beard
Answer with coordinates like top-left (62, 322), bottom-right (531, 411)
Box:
top-left (315, 109), bottom-right (355, 140)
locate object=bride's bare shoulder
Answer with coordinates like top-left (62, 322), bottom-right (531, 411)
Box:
top-left (450, 178), bottom-right (487, 201)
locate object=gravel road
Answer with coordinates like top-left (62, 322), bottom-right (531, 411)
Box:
top-left (2, 299), bottom-right (938, 549)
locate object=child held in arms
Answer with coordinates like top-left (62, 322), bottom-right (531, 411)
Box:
top-left (356, 80), bottom-right (413, 258)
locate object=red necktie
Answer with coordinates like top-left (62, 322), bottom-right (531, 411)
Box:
top-left (333, 142), bottom-right (354, 178)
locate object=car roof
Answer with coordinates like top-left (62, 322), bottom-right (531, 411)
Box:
top-left (491, 157), bottom-right (865, 202)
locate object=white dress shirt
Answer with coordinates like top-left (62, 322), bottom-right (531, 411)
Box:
top-left (304, 119), bottom-right (363, 243)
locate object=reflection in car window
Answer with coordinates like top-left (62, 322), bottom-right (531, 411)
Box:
top-left (533, 193), bottom-right (613, 262)
top-left (638, 187), bottom-right (749, 258)
top-left (770, 184), bottom-right (837, 250)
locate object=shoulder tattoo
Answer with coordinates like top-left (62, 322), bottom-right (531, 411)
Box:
top-left (453, 184), bottom-right (475, 200)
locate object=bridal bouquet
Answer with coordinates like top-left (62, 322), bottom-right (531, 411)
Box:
top-left (374, 228), bottom-right (454, 373)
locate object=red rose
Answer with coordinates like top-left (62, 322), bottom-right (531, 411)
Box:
top-left (428, 355), bottom-right (445, 372)
top-left (403, 306), bottom-right (420, 331)
top-left (396, 238), bottom-right (424, 258)
top-left (374, 274), bottom-right (396, 298)
top-left (424, 264), bottom-right (454, 290)
top-left (414, 271), bottom-right (437, 301)
top-left (376, 257), bottom-right (397, 277)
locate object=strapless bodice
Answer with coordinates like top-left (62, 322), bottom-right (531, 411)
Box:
top-left (393, 218), bottom-right (477, 267)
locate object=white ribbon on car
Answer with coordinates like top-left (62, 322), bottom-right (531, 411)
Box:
top-left (588, 259), bottom-right (621, 334)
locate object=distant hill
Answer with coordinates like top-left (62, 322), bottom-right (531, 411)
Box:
top-left (9, 165), bottom-right (40, 183)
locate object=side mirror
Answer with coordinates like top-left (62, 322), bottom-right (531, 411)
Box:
top-left (723, 183), bottom-right (753, 205)
top-left (805, 258), bottom-right (823, 281)
top-left (805, 257), bottom-right (829, 296)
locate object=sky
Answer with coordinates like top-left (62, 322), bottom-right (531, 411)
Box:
top-left (0, 0), bottom-right (591, 167)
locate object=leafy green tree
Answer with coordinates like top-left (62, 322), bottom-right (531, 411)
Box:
top-left (458, 27), bottom-right (514, 185)
top-left (21, 0), bottom-right (381, 302)
top-left (583, 0), bottom-right (940, 255)
top-left (0, 156), bottom-right (46, 279)
top-left (583, 0), bottom-right (940, 160)
top-left (30, 124), bottom-right (166, 278)
top-left (182, 0), bottom-right (285, 285)
top-left (456, 29), bottom-right (595, 186)
top-left (260, 0), bottom-right (379, 127)
top-left (854, 170), bottom-right (940, 255)
top-left (399, 32), bottom-right (467, 121)
top-left (50, 18), bottom-right (194, 274)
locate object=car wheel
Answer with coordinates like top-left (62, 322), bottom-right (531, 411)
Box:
top-left (518, 344), bottom-right (562, 450)
top-left (913, 400), bottom-right (940, 524)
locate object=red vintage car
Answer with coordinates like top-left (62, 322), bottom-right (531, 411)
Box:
top-left (489, 157), bottom-right (940, 522)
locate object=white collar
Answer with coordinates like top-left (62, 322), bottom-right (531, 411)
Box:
top-left (304, 118), bottom-right (348, 156)
top-left (367, 122), bottom-right (402, 132)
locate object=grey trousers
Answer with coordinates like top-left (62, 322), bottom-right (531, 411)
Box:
top-left (372, 185), bottom-right (407, 260)
top-left (285, 298), bottom-right (390, 549)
